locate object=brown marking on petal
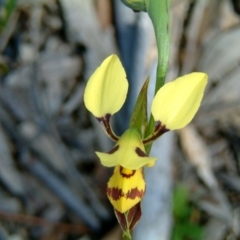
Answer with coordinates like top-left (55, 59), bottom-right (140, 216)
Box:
top-left (141, 168), bottom-right (145, 178)
top-left (96, 117), bottom-right (103, 123)
top-left (126, 187), bottom-right (145, 200)
top-left (96, 114), bottom-right (111, 123)
top-left (107, 187), bottom-right (124, 201)
top-left (108, 145), bottom-right (119, 154)
top-left (120, 166), bottom-right (136, 178)
top-left (96, 114), bottom-right (119, 142)
top-left (154, 121), bottom-right (168, 133)
top-left (107, 186), bottom-right (145, 201)
top-left (105, 113), bottom-right (111, 119)
top-left (143, 121), bottom-right (169, 144)
top-left (135, 147), bottom-right (147, 157)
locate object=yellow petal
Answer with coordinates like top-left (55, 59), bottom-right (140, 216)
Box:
top-left (151, 72), bottom-right (207, 130)
top-left (84, 55), bottom-right (128, 118)
top-left (106, 165), bottom-right (145, 213)
top-left (145, 160), bottom-right (155, 167)
top-left (96, 128), bottom-right (157, 169)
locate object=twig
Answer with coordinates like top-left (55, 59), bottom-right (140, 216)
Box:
top-left (0, 211), bottom-right (89, 234)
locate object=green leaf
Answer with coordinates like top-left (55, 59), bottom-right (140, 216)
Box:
top-left (173, 185), bottom-right (190, 219)
top-left (129, 77), bottom-right (149, 137)
top-left (172, 223), bottom-right (203, 240)
top-left (185, 224), bottom-right (203, 239)
top-left (0, 60), bottom-right (9, 75)
top-left (0, 0), bottom-right (16, 33)
top-left (120, 0), bottom-right (147, 12)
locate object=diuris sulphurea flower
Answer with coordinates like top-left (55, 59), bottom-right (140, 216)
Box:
top-left (84, 54), bottom-right (207, 214)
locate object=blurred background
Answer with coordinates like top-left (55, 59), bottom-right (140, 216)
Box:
top-left (0, 0), bottom-right (240, 239)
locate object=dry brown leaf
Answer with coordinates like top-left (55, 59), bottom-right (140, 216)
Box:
top-left (179, 124), bottom-right (217, 188)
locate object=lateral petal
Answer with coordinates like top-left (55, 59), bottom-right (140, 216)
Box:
top-left (151, 72), bottom-right (207, 130)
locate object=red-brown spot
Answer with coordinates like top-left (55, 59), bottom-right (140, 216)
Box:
top-left (107, 187), bottom-right (123, 201)
top-left (106, 186), bottom-right (145, 201)
top-left (120, 166), bottom-right (136, 178)
top-left (126, 187), bottom-right (145, 199)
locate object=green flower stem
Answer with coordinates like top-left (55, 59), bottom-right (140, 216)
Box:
top-left (123, 234), bottom-right (132, 240)
top-left (144, 0), bottom-right (171, 154)
top-left (146, 0), bottom-right (171, 92)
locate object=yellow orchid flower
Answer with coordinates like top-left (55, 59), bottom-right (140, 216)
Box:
top-left (84, 54), bottom-right (207, 213)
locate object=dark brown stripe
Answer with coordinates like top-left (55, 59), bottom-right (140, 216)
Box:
top-left (108, 145), bottom-right (119, 154)
top-left (135, 147), bottom-right (147, 157)
top-left (143, 121), bottom-right (169, 144)
top-left (96, 114), bottom-right (119, 142)
top-left (126, 187), bottom-right (145, 200)
top-left (120, 166), bottom-right (136, 178)
top-left (106, 187), bottom-right (145, 201)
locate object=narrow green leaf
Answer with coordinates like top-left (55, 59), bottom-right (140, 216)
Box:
top-left (129, 77), bottom-right (149, 137)
top-left (0, 0), bottom-right (16, 33)
top-left (120, 0), bottom-right (147, 12)
top-left (173, 223), bottom-right (203, 240)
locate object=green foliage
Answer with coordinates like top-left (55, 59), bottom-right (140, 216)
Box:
top-left (172, 185), bottom-right (203, 240)
top-left (0, 0), bottom-right (16, 33)
top-left (0, 59), bottom-right (9, 75)
top-left (121, 0), bottom-right (147, 12)
top-left (129, 77), bottom-right (149, 137)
